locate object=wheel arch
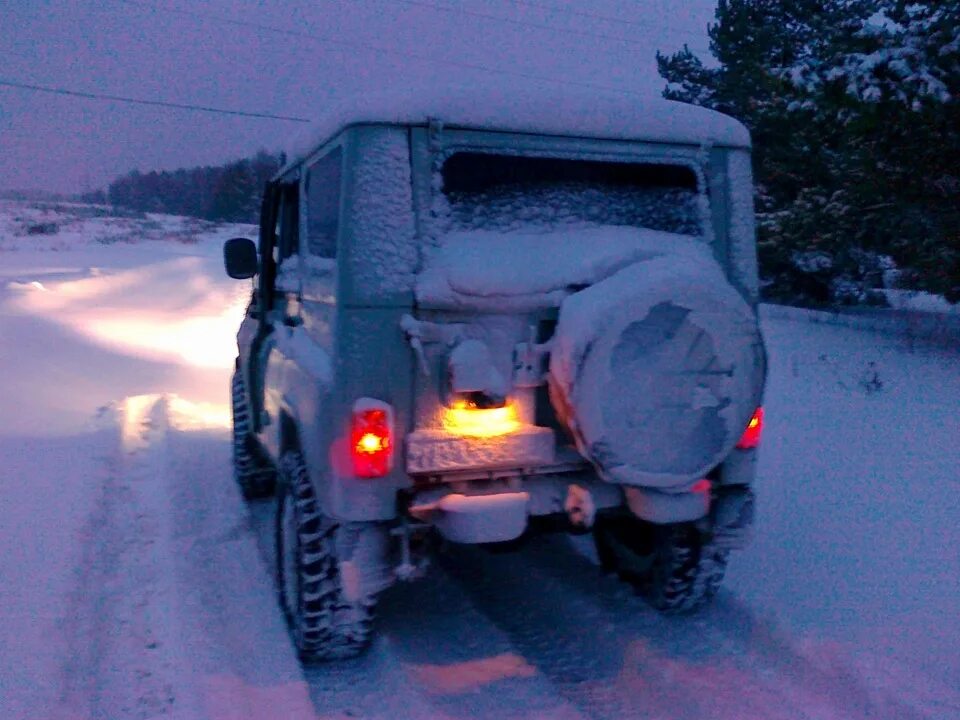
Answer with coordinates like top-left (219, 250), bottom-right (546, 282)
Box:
top-left (276, 409), bottom-right (330, 514)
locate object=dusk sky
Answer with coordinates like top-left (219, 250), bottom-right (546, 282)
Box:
top-left (0, 1), bottom-right (716, 195)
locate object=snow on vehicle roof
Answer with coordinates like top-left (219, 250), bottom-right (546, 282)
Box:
top-left (282, 83), bottom-right (750, 170)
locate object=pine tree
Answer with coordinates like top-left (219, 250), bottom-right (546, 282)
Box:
top-left (209, 159), bottom-right (258, 223)
top-left (657, 0), bottom-right (960, 304)
top-left (801, 2), bottom-right (960, 301)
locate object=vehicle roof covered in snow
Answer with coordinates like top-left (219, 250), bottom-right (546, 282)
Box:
top-left (280, 83), bottom-right (751, 172)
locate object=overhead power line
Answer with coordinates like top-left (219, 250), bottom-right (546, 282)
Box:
top-left (387, 0), bottom-right (711, 54)
top-left (390, 0), bottom-right (661, 49)
top-left (511, 0), bottom-right (654, 28)
top-left (510, 0), bottom-right (708, 37)
top-left (0, 78), bottom-right (311, 122)
top-left (396, 0), bottom-right (713, 54)
top-left (116, 0), bottom-right (652, 97)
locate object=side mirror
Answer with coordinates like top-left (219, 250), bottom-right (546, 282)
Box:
top-left (223, 237), bottom-right (258, 279)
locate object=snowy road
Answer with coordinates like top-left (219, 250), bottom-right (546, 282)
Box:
top-left (1, 218), bottom-right (958, 719)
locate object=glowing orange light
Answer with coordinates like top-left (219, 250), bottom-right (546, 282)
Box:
top-left (443, 404), bottom-right (519, 438)
top-left (357, 431), bottom-right (387, 454)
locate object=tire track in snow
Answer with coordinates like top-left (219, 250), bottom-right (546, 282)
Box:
top-left (62, 395), bottom-right (318, 720)
top-left (70, 390), bottom-right (951, 720)
top-left (437, 535), bottom-right (943, 720)
top-left (438, 538), bottom-right (778, 720)
top-left (62, 396), bottom-right (187, 719)
top-left (153, 396), bottom-right (319, 720)
top-left (246, 500), bottom-right (588, 720)
top-left (246, 476), bottom-right (943, 719)
top-left (58, 423), bottom-right (120, 718)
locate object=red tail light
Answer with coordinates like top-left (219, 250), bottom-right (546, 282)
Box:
top-left (736, 407), bottom-right (764, 450)
top-left (350, 399), bottom-right (394, 478)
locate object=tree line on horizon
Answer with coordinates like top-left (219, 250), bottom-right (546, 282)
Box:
top-left (658, 0), bottom-right (959, 305)
top-left (105, 150), bottom-right (281, 224)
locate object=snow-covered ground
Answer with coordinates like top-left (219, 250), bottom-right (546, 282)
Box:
top-left (1, 202), bottom-right (958, 719)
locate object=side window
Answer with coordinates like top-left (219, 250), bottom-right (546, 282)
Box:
top-left (306, 147), bottom-right (342, 258)
top-left (270, 182), bottom-right (301, 296)
top-left (274, 183), bottom-right (299, 263)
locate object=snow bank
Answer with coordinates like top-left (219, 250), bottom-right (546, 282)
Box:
top-left (760, 303), bottom-right (960, 348)
top-left (416, 225), bottom-right (711, 311)
top-left (282, 82), bottom-right (750, 170)
top-left (0, 199), bottom-right (254, 251)
top-left (0, 429), bottom-right (114, 719)
top-left (881, 289), bottom-right (960, 315)
top-left (0, 212), bottom-right (319, 719)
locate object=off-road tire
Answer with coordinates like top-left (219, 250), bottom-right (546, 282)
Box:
top-left (231, 369), bottom-right (275, 499)
top-left (275, 450), bottom-right (376, 662)
top-left (595, 515), bottom-right (728, 614)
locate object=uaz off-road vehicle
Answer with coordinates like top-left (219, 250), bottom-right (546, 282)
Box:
top-left (224, 87), bottom-right (766, 661)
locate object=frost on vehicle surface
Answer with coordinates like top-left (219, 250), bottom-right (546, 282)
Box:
top-left (223, 84), bottom-right (767, 659)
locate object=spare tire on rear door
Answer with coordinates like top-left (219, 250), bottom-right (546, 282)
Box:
top-left (548, 252), bottom-right (765, 489)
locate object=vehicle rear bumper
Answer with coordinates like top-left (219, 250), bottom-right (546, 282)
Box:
top-left (405, 471), bottom-right (623, 543)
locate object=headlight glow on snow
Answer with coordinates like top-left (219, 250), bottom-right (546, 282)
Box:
top-left (9, 258), bottom-right (248, 370)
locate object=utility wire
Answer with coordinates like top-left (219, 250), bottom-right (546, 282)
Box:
top-left (512, 0), bottom-right (655, 28)
top-left (116, 0), bottom-right (652, 97)
top-left (4, 2), bottom-right (707, 122)
top-left (511, 0), bottom-right (710, 38)
top-left (390, 0), bottom-right (712, 54)
top-left (0, 78), bottom-right (311, 121)
top-left (389, 0), bottom-right (663, 49)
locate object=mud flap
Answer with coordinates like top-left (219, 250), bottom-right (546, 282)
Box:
top-left (334, 522), bottom-right (395, 603)
top-left (710, 486), bottom-right (755, 550)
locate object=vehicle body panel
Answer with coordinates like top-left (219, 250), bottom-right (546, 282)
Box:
top-left (234, 118), bottom-right (764, 525)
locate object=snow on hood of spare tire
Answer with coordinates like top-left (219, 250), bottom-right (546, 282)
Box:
top-left (281, 83), bottom-right (750, 170)
top-left (415, 226), bottom-right (714, 311)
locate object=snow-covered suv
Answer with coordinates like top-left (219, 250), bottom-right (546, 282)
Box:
top-left (223, 86), bottom-right (766, 661)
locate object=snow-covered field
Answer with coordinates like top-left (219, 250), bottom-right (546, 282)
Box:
top-left (1, 202), bottom-right (958, 719)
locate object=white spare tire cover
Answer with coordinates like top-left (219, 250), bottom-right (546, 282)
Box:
top-left (548, 253), bottom-right (765, 489)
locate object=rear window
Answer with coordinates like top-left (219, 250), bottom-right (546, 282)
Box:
top-left (440, 152), bottom-right (704, 236)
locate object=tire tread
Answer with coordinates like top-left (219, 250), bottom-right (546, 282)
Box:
top-left (276, 451), bottom-right (376, 662)
top-left (231, 370), bottom-right (275, 499)
top-left (595, 515), bottom-right (728, 614)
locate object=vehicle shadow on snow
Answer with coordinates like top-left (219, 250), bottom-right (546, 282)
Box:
top-left (244, 498), bottom-right (924, 720)
top-left (246, 498), bottom-right (598, 718)
top-left (431, 534), bottom-right (927, 720)
top-left (246, 498), bottom-right (467, 717)
top-left (431, 535), bottom-right (747, 718)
